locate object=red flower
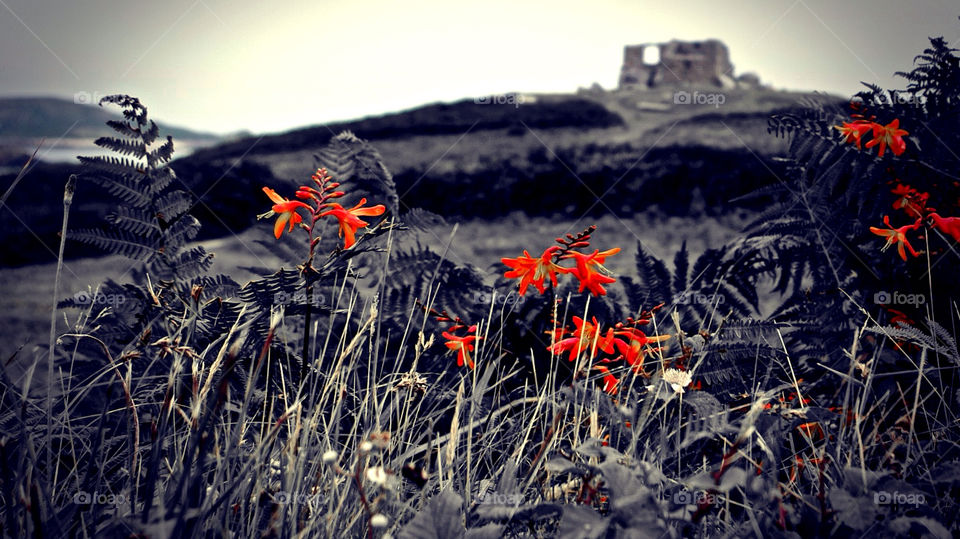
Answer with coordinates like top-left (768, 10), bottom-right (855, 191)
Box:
top-left (547, 316), bottom-right (615, 361)
top-left (263, 187), bottom-right (312, 239)
top-left (593, 362), bottom-right (620, 395)
top-left (869, 215), bottom-right (921, 260)
top-left (318, 198), bottom-right (386, 249)
top-left (611, 327), bottom-right (671, 373)
top-left (834, 120), bottom-right (874, 149)
top-left (928, 212), bottom-right (960, 243)
top-left (864, 118), bottom-right (909, 157)
top-left (501, 246), bottom-right (571, 295)
top-left (441, 325), bottom-right (479, 368)
top-left (891, 183), bottom-right (928, 219)
top-left (563, 248), bottom-right (621, 296)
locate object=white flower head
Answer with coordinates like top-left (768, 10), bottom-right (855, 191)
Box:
top-left (366, 466), bottom-right (388, 485)
top-left (370, 514), bottom-right (389, 528)
top-left (321, 450), bottom-right (338, 464)
top-left (662, 368), bottom-right (692, 394)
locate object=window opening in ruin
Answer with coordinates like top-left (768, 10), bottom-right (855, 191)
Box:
top-left (642, 46), bottom-right (660, 66)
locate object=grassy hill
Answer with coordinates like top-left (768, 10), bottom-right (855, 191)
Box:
top-left (0, 87), bottom-right (844, 267)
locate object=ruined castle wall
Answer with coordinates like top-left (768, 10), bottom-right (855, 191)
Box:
top-left (618, 40), bottom-right (733, 89)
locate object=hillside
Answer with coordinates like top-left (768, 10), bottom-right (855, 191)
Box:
top-left (0, 87), bottom-right (844, 267)
top-left (0, 96), bottom-right (220, 140)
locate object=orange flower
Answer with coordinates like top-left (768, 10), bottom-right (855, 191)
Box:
top-left (501, 246), bottom-right (571, 295)
top-left (864, 118), bottom-right (909, 157)
top-left (834, 120), bottom-right (874, 149)
top-left (563, 248), bottom-right (621, 296)
top-left (441, 325), bottom-right (479, 368)
top-left (928, 212), bottom-right (960, 243)
top-left (795, 421), bottom-right (824, 441)
top-left (891, 183), bottom-right (928, 219)
top-left (611, 327), bottom-right (670, 373)
top-left (318, 198), bottom-right (386, 249)
top-left (593, 362), bottom-right (620, 395)
top-left (263, 186), bottom-right (312, 239)
top-left (547, 316), bottom-right (615, 361)
top-left (869, 215), bottom-right (921, 260)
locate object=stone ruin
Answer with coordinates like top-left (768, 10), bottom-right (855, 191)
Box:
top-left (618, 39), bottom-right (758, 90)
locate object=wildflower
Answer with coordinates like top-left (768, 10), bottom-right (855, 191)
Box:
top-left (441, 325), bottom-right (479, 368)
top-left (318, 198), bottom-right (386, 249)
top-left (395, 371), bottom-right (428, 392)
top-left (501, 246), bottom-right (570, 295)
top-left (547, 316), bottom-right (615, 361)
top-left (369, 431), bottom-right (390, 449)
top-left (370, 514), bottom-right (389, 528)
top-left (321, 450), bottom-right (338, 464)
top-left (262, 186), bottom-right (312, 239)
top-left (891, 183), bottom-right (928, 218)
top-left (869, 215), bottom-right (921, 260)
top-left (834, 120), bottom-right (874, 149)
top-left (366, 466), bottom-right (388, 485)
top-left (662, 368), bottom-right (693, 394)
top-left (864, 118), bottom-right (909, 157)
top-left (611, 327), bottom-right (671, 373)
top-left (928, 212), bottom-right (960, 243)
top-left (593, 362), bottom-right (620, 395)
top-left (562, 247), bottom-right (621, 296)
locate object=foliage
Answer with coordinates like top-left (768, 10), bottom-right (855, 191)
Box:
top-left (5, 30), bottom-right (960, 539)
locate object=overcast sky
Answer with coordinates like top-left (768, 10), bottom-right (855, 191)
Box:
top-left (1, 0), bottom-right (958, 135)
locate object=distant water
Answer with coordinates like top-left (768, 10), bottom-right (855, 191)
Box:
top-left (17, 138), bottom-right (219, 164)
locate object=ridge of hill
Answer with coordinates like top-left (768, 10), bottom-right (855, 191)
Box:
top-left (0, 87), bottom-right (844, 267)
top-left (0, 96), bottom-right (220, 141)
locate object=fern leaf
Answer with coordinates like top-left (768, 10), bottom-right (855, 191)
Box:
top-left (71, 228), bottom-right (158, 261)
top-left (94, 136), bottom-right (147, 159)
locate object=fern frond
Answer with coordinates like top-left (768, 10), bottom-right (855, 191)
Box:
top-left (71, 228), bottom-right (158, 261)
top-left (147, 136), bottom-right (175, 167)
top-left (85, 174), bottom-right (153, 207)
top-left (94, 136), bottom-right (147, 159)
top-left (78, 155), bottom-right (148, 178)
top-left (155, 190), bottom-right (194, 223)
top-left (627, 240), bottom-right (672, 310)
top-left (313, 131), bottom-right (400, 216)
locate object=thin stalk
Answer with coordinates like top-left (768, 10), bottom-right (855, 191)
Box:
top-left (302, 281), bottom-right (312, 382)
top-left (45, 174), bottom-right (76, 479)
